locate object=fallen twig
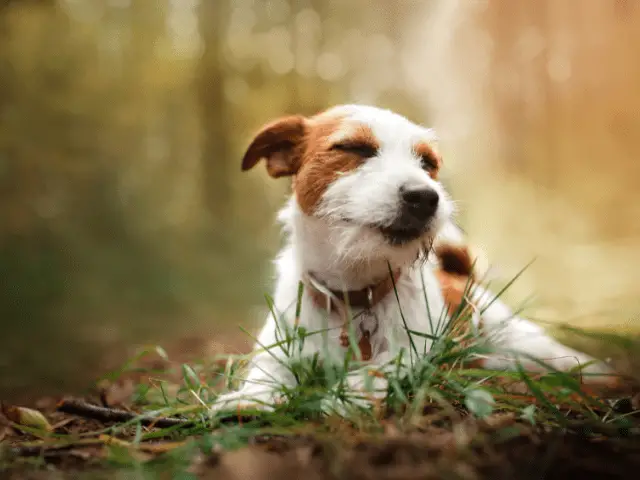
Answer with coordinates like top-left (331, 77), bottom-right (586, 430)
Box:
top-left (56, 398), bottom-right (191, 428)
top-left (3, 438), bottom-right (105, 457)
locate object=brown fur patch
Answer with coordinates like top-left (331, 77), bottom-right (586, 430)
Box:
top-left (413, 141), bottom-right (442, 179)
top-left (434, 244), bottom-right (477, 325)
top-left (294, 114), bottom-right (379, 214)
top-left (434, 244), bottom-right (475, 278)
top-left (435, 269), bottom-right (471, 315)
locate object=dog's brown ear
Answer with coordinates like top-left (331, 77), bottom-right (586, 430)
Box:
top-left (241, 115), bottom-right (307, 178)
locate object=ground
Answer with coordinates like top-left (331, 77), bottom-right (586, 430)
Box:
top-left (2, 395), bottom-right (639, 479)
top-left (1, 327), bottom-right (639, 480)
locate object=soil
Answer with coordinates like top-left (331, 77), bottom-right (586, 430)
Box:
top-left (2, 396), bottom-right (640, 480)
top-left (2, 334), bottom-right (639, 479)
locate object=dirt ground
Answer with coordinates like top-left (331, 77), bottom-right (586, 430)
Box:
top-left (3, 332), bottom-right (640, 479)
top-left (2, 396), bottom-right (640, 480)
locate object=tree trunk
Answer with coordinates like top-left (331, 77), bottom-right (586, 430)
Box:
top-left (197, 0), bottom-right (229, 220)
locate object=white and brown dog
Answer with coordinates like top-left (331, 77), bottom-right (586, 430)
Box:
top-left (212, 105), bottom-right (617, 413)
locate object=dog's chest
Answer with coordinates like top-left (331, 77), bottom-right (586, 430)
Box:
top-left (300, 266), bottom-right (447, 361)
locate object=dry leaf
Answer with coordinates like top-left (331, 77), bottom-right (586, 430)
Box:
top-left (1, 404), bottom-right (52, 432)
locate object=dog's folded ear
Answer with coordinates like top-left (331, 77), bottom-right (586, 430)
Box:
top-left (241, 115), bottom-right (308, 178)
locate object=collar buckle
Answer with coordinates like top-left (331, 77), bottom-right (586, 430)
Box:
top-left (366, 286), bottom-right (374, 309)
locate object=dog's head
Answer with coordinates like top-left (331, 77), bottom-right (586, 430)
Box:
top-left (242, 105), bottom-right (454, 265)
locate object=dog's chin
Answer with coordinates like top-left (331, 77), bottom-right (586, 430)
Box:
top-left (378, 213), bottom-right (445, 248)
top-left (323, 213), bottom-right (443, 259)
top-left (378, 224), bottom-right (427, 247)
top-left (330, 216), bottom-right (438, 247)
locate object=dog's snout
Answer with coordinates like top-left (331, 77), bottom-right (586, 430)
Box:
top-left (400, 185), bottom-right (439, 220)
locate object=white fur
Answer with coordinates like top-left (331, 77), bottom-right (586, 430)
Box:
top-left (212, 105), bottom-right (613, 413)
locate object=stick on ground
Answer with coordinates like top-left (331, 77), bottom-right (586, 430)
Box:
top-left (56, 398), bottom-right (191, 428)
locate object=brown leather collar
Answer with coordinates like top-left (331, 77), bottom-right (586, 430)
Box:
top-left (305, 270), bottom-right (402, 314)
top-left (303, 270), bottom-right (402, 361)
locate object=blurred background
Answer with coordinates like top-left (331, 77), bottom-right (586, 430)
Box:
top-left (1, 0), bottom-right (638, 401)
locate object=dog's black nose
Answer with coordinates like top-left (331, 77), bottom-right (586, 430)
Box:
top-left (400, 185), bottom-right (439, 221)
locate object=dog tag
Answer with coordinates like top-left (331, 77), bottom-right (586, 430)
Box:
top-left (357, 329), bottom-right (372, 361)
top-left (357, 309), bottom-right (380, 361)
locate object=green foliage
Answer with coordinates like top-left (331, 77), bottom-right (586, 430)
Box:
top-left (464, 388), bottom-right (495, 418)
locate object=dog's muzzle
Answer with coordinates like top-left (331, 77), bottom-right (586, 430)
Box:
top-left (379, 186), bottom-right (439, 245)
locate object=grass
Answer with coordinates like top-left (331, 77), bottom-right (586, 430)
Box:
top-left (1, 268), bottom-right (639, 479)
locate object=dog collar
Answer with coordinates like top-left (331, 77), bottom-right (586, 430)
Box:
top-left (303, 270), bottom-right (402, 361)
top-left (304, 270), bottom-right (402, 313)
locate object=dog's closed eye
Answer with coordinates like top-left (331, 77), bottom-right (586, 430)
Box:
top-left (419, 154), bottom-right (438, 172)
top-left (413, 142), bottom-right (441, 174)
top-left (331, 142), bottom-right (378, 159)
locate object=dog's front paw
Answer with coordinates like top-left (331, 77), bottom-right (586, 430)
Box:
top-left (321, 376), bottom-right (387, 417)
top-left (209, 389), bottom-right (277, 417)
top-left (321, 396), bottom-right (369, 417)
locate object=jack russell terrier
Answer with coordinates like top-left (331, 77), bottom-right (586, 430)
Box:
top-left (211, 105), bottom-right (619, 413)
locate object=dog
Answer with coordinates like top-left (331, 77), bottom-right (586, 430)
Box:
top-left (211, 105), bottom-right (619, 413)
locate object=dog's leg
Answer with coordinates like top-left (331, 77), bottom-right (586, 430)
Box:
top-left (211, 354), bottom-right (296, 413)
top-left (211, 318), bottom-right (299, 414)
top-left (434, 225), bottom-right (621, 389)
top-left (467, 285), bottom-right (617, 379)
top-left (322, 351), bottom-right (395, 416)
